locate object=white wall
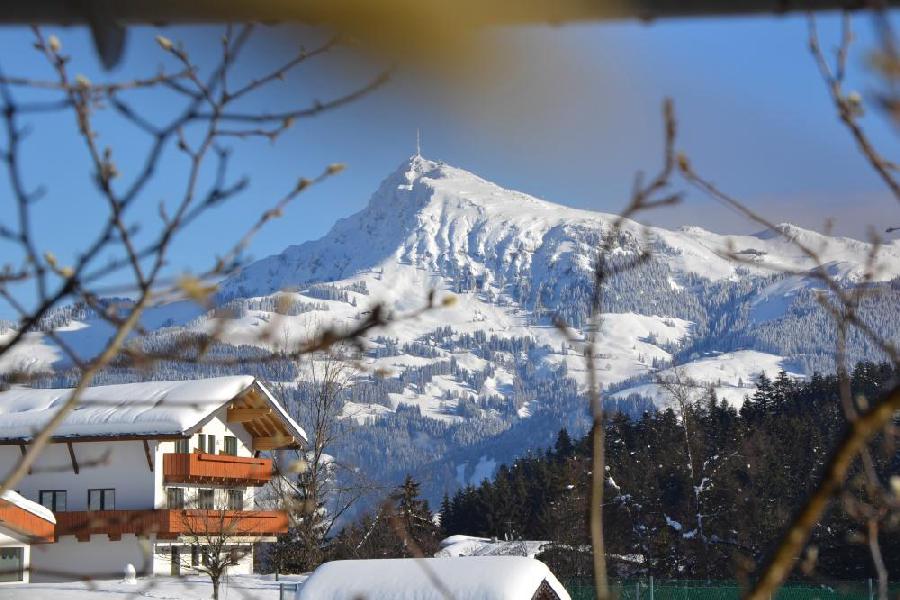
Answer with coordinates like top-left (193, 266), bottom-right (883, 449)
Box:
top-left (29, 534), bottom-right (156, 582)
top-left (154, 407), bottom-right (257, 510)
top-left (0, 441), bottom-right (156, 511)
top-left (0, 528), bottom-right (30, 584)
top-left (152, 542), bottom-right (254, 576)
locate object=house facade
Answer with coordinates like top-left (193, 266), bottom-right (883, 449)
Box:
top-left (0, 376), bottom-right (305, 582)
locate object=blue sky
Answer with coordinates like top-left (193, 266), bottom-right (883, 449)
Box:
top-left (0, 13), bottom-right (897, 317)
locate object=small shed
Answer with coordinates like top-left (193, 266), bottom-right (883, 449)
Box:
top-left (297, 556), bottom-right (571, 600)
top-left (0, 490), bottom-right (56, 583)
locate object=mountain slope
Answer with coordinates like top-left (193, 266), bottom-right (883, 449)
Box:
top-left (6, 154), bottom-right (899, 501)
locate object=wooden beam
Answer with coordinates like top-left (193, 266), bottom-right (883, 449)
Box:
top-left (243, 421), bottom-right (263, 439)
top-left (18, 444), bottom-right (32, 475)
top-left (142, 439), bottom-right (154, 472)
top-left (263, 415), bottom-right (290, 441)
top-left (256, 415), bottom-right (277, 437)
top-left (66, 442), bottom-right (79, 474)
top-left (0, 434), bottom-right (184, 446)
top-left (226, 408), bottom-right (271, 423)
top-left (252, 436), bottom-right (295, 451)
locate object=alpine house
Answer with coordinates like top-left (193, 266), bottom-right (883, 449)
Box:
top-left (0, 375), bottom-right (305, 582)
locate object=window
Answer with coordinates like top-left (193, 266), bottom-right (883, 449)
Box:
top-left (174, 438), bottom-right (190, 453)
top-left (198, 489), bottom-right (215, 510)
top-left (167, 488), bottom-right (185, 509)
top-left (227, 489), bottom-right (243, 511)
top-left (191, 545), bottom-right (199, 567)
top-left (0, 547), bottom-right (24, 582)
top-left (197, 434), bottom-right (216, 454)
top-left (224, 436), bottom-right (238, 456)
top-left (88, 489), bottom-right (115, 511)
top-left (39, 490), bottom-right (66, 512)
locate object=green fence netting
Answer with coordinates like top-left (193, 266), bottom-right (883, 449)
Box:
top-left (564, 579), bottom-right (900, 600)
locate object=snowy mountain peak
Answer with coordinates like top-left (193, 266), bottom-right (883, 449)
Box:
top-left (220, 156), bottom-right (900, 301)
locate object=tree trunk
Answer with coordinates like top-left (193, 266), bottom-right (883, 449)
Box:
top-left (211, 575), bottom-right (220, 600)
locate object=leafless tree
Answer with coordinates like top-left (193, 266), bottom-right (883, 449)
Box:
top-left (162, 490), bottom-right (275, 600)
top-left (268, 346), bottom-right (378, 573)
top-left (555, 97), bottom-right (682, 600)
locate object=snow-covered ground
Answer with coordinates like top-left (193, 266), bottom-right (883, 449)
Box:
top-left (0, 574), bottom-right (306, 600)
top-left (612, 350), bottom-right (801, 408)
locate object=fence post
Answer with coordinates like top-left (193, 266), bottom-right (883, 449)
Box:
top-left (868, 578), bottom-right (873, 600)
top-left (279, 582), bottom-right (285, 600)
top-left (636, 580), bottom-right (641, 600)
top-left (649, 575), bottom-right (654, 600)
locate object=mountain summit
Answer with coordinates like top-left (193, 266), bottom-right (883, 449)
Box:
top-left (222, 155), bottom-right (900, 301)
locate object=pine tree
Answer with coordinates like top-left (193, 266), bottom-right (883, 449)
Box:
top-left (554, 428), bottom-right (574, 460)
top-left (391, 475), bottom-right (440, 556)
top-left (438, 493), bottom-right (453, 537)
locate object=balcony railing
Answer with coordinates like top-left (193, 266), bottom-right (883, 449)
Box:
top-left (162, 452), bottom-right (273, 486)
top-left (54, 509), bottom-right (289, 541)
top-left (0, 500), bottom-right (54, 542)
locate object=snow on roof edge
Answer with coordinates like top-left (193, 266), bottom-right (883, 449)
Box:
top-left (0, 376), bottom-right (303, 444)
top-left (254, 380), bottom-right (308, 445)
top-left (0, 489), bottom-right (56, 524)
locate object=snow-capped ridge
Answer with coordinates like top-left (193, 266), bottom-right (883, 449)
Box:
top-left (222, 155), bottom-right (900, 301)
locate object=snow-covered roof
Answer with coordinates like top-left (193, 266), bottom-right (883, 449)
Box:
top-left (436, 535), bottom-right (550, 559)
top-left (297, 557), bottom-right (571, 600)
top-left (0, 489), bottom-right (55, 524)
top-left (0, 376), bottom-right (306, 444)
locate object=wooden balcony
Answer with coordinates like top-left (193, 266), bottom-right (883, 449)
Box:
top-left (163, 452), bottom-right (273, 486)
top-left (54, 509), bottom-right (289, 542)
top-left (0, 500), bottom-right (55, 543)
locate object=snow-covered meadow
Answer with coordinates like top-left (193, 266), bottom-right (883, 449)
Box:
top-left (0, 575), bottom-right (306, 600)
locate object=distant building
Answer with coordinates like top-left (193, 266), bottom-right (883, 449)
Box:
top-left (435, 534), bottom-right (550, 558)
top-left (0, 376), bottom-right (306, 582)
top-left (297, 556), bottom-right (571, 600)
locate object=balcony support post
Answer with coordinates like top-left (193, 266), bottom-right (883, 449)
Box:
top-left (143, 439), bottom-right (154, 472)
top-left (18, 444), bottom-right (32, 474)
top-left (67, 441), bottom-right (79, 474)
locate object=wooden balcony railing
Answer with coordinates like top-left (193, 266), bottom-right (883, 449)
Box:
top-left (0, 500), bottom-right (55, 542)
top-left (54, 509), bottom-right (289, 541)
top-left (162, 452), bottom-right (273, 486)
